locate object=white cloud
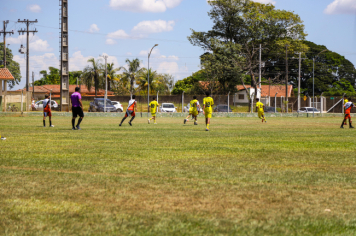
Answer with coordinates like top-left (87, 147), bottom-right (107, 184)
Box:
top-left (70, 51), bottom-right (120, 71)
top-left (324, 0), bottom-right (356, 15)
top-left (109, 0), bottom-right (182, 13)
top-left (107, 29), bottom-right (129, 39)
top-left (157, 61), bottom-right (179, 74)
top-left (7, 35), bottom-right (52, 52)
top-left (132, 20), bottom-right (175, 37)
top-left (252, 0), bottom-right (276, 4)
top-left (27, 4), bottom-right (41, 13)
top-left (89, 24), bottom-right (100, 33)
top-left (106, 39), bottom-right (117, 45)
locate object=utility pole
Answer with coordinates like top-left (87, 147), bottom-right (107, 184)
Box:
top-left (291, 53), bottom-right (307, 111)
top-left (32, 71), bottom-right (35, 96)
top-left (1, 20), bottom-right (14, 68)
top-left (18, 19), bottom-right (38, 92)
top-left (285, 44), bottom-right (289, 113)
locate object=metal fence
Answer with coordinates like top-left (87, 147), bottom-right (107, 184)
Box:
top-left (1, 91), bottom-right (32, 112)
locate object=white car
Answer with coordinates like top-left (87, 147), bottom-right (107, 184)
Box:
top-left (34, 100), bottom-right (59, 111)
top-left (111, 101), bottom-right (124, 112)
top-left (159, 103), bottom-right (177, 112)
top-left (297, 107), bottom-right (320, 113)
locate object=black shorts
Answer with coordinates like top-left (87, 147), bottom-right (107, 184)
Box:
top-left (72, 107), bottom-right (84, 118)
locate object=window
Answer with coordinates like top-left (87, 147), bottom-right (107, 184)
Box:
top-left (238, 94), bottom-right (244, 100)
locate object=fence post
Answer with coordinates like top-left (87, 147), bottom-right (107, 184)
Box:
top-left (182, 91), bottom-right (184, 113)
top-left (20, 91), bottom-right (23, 112)
top-left (227, 92), bottom-right (230, 113)
top-left (274, 93), bottom-right (278, 113)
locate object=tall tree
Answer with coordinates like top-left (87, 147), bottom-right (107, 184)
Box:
top-left (136, 68), bottom-right (159, 94)
top-left (0, 43), bottom-right (21, 89)
top-left (188, 0), bottom-right (308, 97)
top-left (119, 58), bottom-right (143, 97)
top-left (105, 63), bottom-right (118, 91)
top-left (82, 58), bottom-right (103, 97)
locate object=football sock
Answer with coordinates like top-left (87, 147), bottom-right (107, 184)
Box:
top-left (43, 120), bottom-right (45, 127)
top-left (207, 124), bottom-right (210, 129)
top-left (341, 120), bottom-right (346, 127)
top-left (120, 117), bottom-right (127, 125)
top-left (72, 119), bottom-right (75, 128)
top-left (130, 116), bottom-right (135, 123)
top-left (50, 121), bottom-right (52, 126)
top-left (77, 118), bottom-right (83, 127)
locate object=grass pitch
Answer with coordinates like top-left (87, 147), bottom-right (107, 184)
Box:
top-left (1, 116), bottom-right (356, 235)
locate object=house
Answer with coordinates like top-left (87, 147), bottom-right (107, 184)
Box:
top-left (0, 68), bottom-right (15, 111)
top-left (17, 84), bottom-right (115, 99)
top-left (234, 85), bottom-right (294, 106)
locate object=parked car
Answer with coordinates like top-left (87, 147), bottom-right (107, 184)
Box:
top-left (183, 103), bottom-right (203, 112)
top-left (111, 101), bottom-right (124, 112)
top-left (297, 107), bottom-right (320, 113)
top-left (214, 104), bottom-right (233, 112)
top-left (264, 106), bottom-right (278, 113)
top-left (88, 98), bottom-right (117, 112)
top-left (159, 103), bottom-right (177, 112)
top-left (34, 100), bottom-right (59, 111)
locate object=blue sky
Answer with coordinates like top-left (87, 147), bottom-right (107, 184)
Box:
top-left (1, 0), bottom-right (356, 90)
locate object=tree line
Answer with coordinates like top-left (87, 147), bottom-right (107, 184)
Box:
top-left (171, 0), bottom-right (356, 98)
top-left (33, 58), bottom-right (174, 96)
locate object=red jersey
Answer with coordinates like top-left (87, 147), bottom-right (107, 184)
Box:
top-left (127, 99), bottom-right (136, 111)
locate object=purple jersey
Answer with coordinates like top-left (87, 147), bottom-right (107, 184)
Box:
top-left (71, 92), bottom-right (82, 107)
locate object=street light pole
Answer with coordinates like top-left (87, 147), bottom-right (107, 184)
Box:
top-left (100, 54), bottom-right (108, 112)
top-left (147, 44), bottom-right (158, 116)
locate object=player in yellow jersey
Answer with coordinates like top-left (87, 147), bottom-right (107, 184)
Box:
top-left (255, 98), bottom-right (267, 123)
top-left (184, 96), bottom-right (200, 125)
top-left (344, 97), bottom-right (348, 125)
top-left (203, 92), bottom-right (214, 131)
top-left (148, 97), bottom-right (159, 124)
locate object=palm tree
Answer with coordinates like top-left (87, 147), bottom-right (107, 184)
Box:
top-left (82, 58), bottom-right (103, 97)
top-left (136, 68), bottom-right (160, 94)
top-left (119, 58), bottom-right (144, 97)
top-left (104, 62), bottom-right (119, 91)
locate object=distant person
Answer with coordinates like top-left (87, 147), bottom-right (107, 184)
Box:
top-left (148, 97), bottom-right (159, 124)
top-left (203, 92), bottom-right (214, 131)
top-left (31, 97), bottom-right (35, 111)
top-left (256, 98), bottom-right (267, 123)
top-left (184, 96), bottom-right (200, 125)
top-left (120, 95), bottom-right (137, 126)
top-left (344, 96), bottom-right (348, 126)
top-left (71, 87), bottom-right (84, 130)
top-left (341, 98), bottom-right (354, 129)
top-left (43, 95), bottom-right (54, 127)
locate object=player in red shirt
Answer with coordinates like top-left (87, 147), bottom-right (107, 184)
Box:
top-left (341, 98), bottom-right (355, 129)
top-left (119, 95), bottom-right (137, 126)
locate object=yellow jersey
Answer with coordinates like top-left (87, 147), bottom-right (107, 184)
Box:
top-left (203, 97), bottom-right (214, 113)
top-left (256, 101), bottom-right (264, 112)
top-left (149, 101), bottom-right (158, 113)
top-left (190, 99), bottom-right (199, 112)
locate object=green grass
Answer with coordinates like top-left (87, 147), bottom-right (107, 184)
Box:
top-left (1, 116), bottom-right (356, 235)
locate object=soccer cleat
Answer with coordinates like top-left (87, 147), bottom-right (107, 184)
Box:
top-left (72, 128), bottom-right (76, 130)
top-left (76, 125), bottom-right (81, 130)
top-left (1, 137), bottom-right (6, 140)
top-left (194, 122), bottom-right (198, 125)
top-left (50, 125), bottom-right (54, 127)
top-left (340, 126), bottom-right (344, 129)
top-left (119, 124), bottom-right (122, 127)
top-left (206, 128), bottom-right (209, 131)
top-left (128, 122), bottom-right (132, 126)
top-left (43, 126), bottom-right (46, 128)
top-left (184, 119), bottom-right (187, 124)
top-left (154, 123), bottom-right (157, 125)
top-left (265, 120), bottom-right (267, 123)
top-left (148, 119), bottom-right (150, 124)
top-left (350, 126), bottom-right (355, 129)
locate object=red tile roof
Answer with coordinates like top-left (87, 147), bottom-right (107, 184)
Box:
top-left (0, 68), bottom-right (14, 80)
top-left (236, 85), bottom-right (293, 97)
top-left (16, 84), bottom-right (114, 95)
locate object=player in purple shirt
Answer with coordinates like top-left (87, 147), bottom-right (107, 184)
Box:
top-left (71, 87), bottom-right (84, 130)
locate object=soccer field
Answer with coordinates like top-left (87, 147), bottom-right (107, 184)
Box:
top-left (1, 116), bottom-right (356, 235)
